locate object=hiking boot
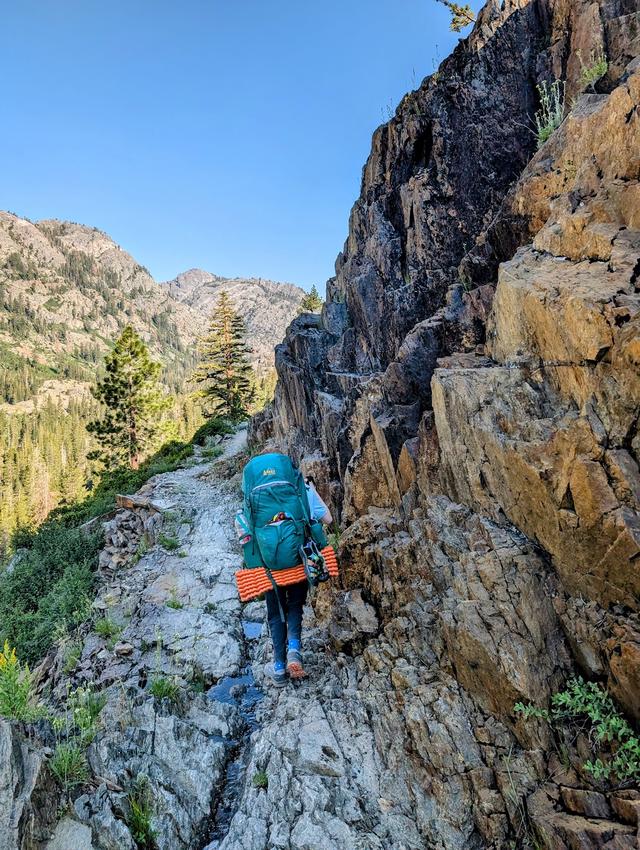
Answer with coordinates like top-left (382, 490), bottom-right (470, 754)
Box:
top-left (265, 662), bottom-right (287, 687)
top-left (286, 649), bottom-right (306, 680)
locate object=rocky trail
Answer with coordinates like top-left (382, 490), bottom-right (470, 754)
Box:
top-left (29, 427), bottom-right (262, 850)
top-left (4, 427), bottom-right (415, 850)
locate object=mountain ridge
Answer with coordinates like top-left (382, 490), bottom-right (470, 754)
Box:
top-left (160, 267), bottom-right (306, 371)
top-left (0, 210), bottom-right (303, 545)
top-left (0, 211), bottom-right (305, 411)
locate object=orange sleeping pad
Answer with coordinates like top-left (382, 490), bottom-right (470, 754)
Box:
top-left (235, 546), bottom-right (338, 602)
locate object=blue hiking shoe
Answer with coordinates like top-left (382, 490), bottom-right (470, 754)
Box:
top-left (265, 662), bottom-right (287, 687)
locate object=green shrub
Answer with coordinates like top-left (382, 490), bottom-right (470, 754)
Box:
top-left (50, 741), bottom-right (89, 791)
top-left (201, 445), bottom-right (224, 459)
top-left (534, 80), bottom-right (565, 148)
top-left (191, 417), bottom-right (233, 447)
top-left (515, 677), bottom-right (640, 783)
top-left (0, 524), bottom-right (102, 664)
top-left (94, 617), bottom-right (122, 640)
top-left (0, 641), bottom-right (43, 720)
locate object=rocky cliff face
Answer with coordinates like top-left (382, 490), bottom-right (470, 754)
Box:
top-left (268, 0), bottom-right (640, 846)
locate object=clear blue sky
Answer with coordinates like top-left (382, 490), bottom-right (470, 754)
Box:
top-left (2, 1), bottom-right (482, 291)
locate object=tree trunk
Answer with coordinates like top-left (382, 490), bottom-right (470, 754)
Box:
top-left (128, 379), bottom-right (139, 469)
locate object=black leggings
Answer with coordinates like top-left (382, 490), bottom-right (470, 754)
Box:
top-left (265, 580), bottom-right (308, 665)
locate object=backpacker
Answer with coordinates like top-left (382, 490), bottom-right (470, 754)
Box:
top-left (239, 453), bottom-right (314, 572)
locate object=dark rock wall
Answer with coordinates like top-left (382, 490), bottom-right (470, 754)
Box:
top-left (267, 0), bottom-right (640, 846)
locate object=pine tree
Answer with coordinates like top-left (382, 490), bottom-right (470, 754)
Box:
top-left (191, 292), bottom-right (255, 421)
top-left (433, 0), bottom-right (476, 32)
top-left (87, 326), bottom-right (170, 470)
top-left (298, 285), bottom-right (323, 314)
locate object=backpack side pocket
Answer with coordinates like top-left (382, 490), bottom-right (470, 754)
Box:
top-left (309, 519), bottom-right (328, 550)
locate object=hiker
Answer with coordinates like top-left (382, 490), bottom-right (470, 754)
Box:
top-left (236, 453), bottom-right (332, 686)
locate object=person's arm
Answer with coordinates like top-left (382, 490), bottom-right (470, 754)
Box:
top-left (306, 481), bottom-right (333, 526)
top-left (319, 505), bottom-right (333, 526)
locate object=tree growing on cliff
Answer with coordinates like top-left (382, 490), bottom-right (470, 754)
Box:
top-left (434, 0), bottom-right (476, 32)
top-left (191, 292), bottom-right (255, 421)
top-left (298, 285), bottom-right (323, 314)
top-left (87, 326), bottom-right (170, 470)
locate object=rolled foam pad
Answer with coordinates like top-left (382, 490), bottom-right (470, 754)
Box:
top-left (235, 546), bottom-right (339, 602)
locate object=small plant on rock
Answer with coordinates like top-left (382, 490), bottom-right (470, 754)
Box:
top-left (50, 741), bottom-right (89, 791)
top-left (0, 640), bottom-right (43, 721)
top-left (328, 520), bottom-right (342, 551)
top-left (189, 668), bottom-right (207, 694)
top-left (149, 675), bottom-right (180, 703)
top-left (49, 683), bottom-right (105, 791)
top-left (158, 533), bottom-right (180, 552)
top-left (577, 47), bottom-right (608, 89)
top-left (62, 639), bottom-right (83, 674)
top-left (132, 535), bottom-right (149, 564)
top-left (127, 774), bottom-right (157, 849)
top-left (515, 677), bottom-right (640, 783)
top-left (534, 79), bottom-right (565, 148)
top-left (433, 0), bottom-right (476, 32)
top-left (68, 685), bottom-right (106, 745)
top-left (252, 770), bottom-right (268, 789)
top-left (94, 617), bottom-right (122, 640)
top-left (166, 588), bottom-right (183, 610)
top-left (513, 702), bottom-right (550, 721)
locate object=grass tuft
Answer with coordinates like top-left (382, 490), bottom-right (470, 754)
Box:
top-left (50, 741), bottom-right (89, 791)
top-left (149, 675), bottom-right (180, 703)
top-left (127, 774), bottom-right (157, 849)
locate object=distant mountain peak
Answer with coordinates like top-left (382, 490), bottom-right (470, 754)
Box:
top-left (160, 268), bottom-right (305, 368)
top-left (0, 212), bottom-right (305, 397)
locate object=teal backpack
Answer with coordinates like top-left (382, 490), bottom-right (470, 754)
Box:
top-left (240, 452), bottom-right (325, 572)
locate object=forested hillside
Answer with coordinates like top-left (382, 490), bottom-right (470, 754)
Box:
top-left (0, 212), bottom-right (304, 550)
